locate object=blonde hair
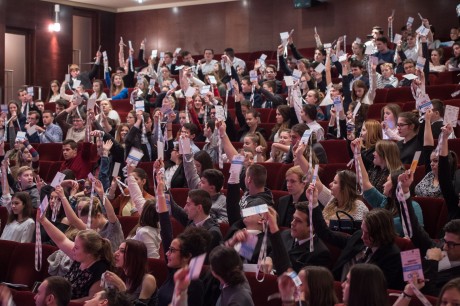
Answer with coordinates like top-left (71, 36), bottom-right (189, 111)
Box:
top-left (374, 140), bottom-right (403, 173)
top-left (362, 120), bottom-right (383, 150)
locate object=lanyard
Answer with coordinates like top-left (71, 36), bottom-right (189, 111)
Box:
top-left (354, 145), bottom-right (364, 195)
top-left (86, 181), bottom-right (95, 229)
top-left (396, 182), bottom-right (413, 238)
top-left (255, 221), bottom-right (269, 282)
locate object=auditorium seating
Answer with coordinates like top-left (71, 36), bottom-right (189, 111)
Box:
top-left (414, 196), bottom-right (448, 239)
top-left (0, 206), bottom-right (7, 236)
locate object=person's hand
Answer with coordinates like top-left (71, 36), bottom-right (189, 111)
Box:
top-left (277, 273), bottom-right (296, 302)
top-left (388, 16), bottom-right (393, 24)
top-left (293, 142), bottom-right (306, 159)
top-left (90, 130), bottom-right (103, 138)
top-left (277, 44), bottom-right (285, 56)
top-left (102, 140), bottom-right (113, 156)
top-left (228, 229), bottom-right (249, 247)
top-left (35, 175), bottom-right (44, 193)
top-left (398, 170), bottom-right (414, 193)
top-left (441, 124), bottom-right (453, 139)
top-left (55, 185), bottom-right (66, 199)
top-left (96, 50), bottom-right (102, 59)
top-left (35, 125), bottom-right (45, 133)
top-left (350, 138), bottom-right (361, 153)
top-left (93, 179), bottom-right (104, 198)
top-left (119, 37), bottom-right (126, 47)
top-left (217, 120), bottom-right (226, 135)
top-left (255, 145), bottom-right (266, 154)
top-left (306, 183), bottom-right (318, 205)
top-left (167, 112), bottom-right (176, 123)
top-left (36, 206), bottom-right (47, 224)
top-left (0, 284), bottom-right (12, 305)
top-left (424, 109), bottom-right (433, 122)
top-left (156, 167), bottom-right (165, 193)
top-left (426, 247), bottom-right (444, 261)
top-left (173, 267), bottom-right (191, 294)
top-left (126, 161), bottom-right (136, 176)
top-left (103, 271), bottom-right (127, 291)
top-left (254, 59), bottom-right (261, 70)
top-left (422, 18), bottom-right (430, 28)
top-left (136, 110), bottom-right (144, 122)
top-left (402, 273), bottom-right (426, 297)
top-left (265, 206), bottom-right (279, 234)
top-left (260, 257), bottom-right (273, 274)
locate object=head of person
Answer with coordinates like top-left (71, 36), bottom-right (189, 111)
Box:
top-left (397, 111), bottom-right (420, 138)
top-left (8, 100), bottom-right (20, 116)
top-left (290, 123), bottom-right (308, 147)
top-left (8, 191), bottom-right (32, 222)
top-left (277, 128), bottom-right (291, 147)
top-left (72, 229), bottom-right (113, 265)
top-left (351, 42), bottom-right (365, 56)
top-left (240, 100), bottom-right (252, 116)
top-left (131, 168), bottom-right (149, 192)
top-left (241, 76), bottom-right (252, 93)
top-left (44, 188), bottom-right (66, 222)
top-left (164, 51), bottom-right (173, 65)
top-left (442, 220), bottom-right (460, 262)
top-left (300, 266), bottom-right (337, 306)
top-left (290, 202), bottom-right (311, 240)
top-left (406, 32), bottom-right (417, 48)
top-left (243, 132), bottom-right (267, 155)
top-left (72, 113), bottom-right (86, 130)
top-left (431, 48), bottom-right (444, 65)
top-left (360, 119), bottom-right (383, 149)
top-left (380, 63), bottom-right (394, 79)
top-left (35, 100), bottom-right (45, 112)
top-left (245, 109), bottom-right (260, 129)
top-left (26, 111), bottom-right (39, 127)
top-left (166, 227), bottom-right (211, 268)
top-left (373, 140), bottom-right (403, 172)
top-left (84, 288), bottom-right (132, 306)
top-left (126, 110), bottom-right (136, 127)
top-left (79, 199), bottom-right (106, 230)
top-left (34, 276), bottom-right (72, 306)
top-left (184, 189), bottom-right (212, 222)
top-left (431, 99), bottom-right (444, 121)
top-left (192, 94), bottom-right (204, 111)
top-left (371, 26), bottom-right (384, 40)
top-left (351, 80), bottom-right (368, 100)
top-left (436, 277), bottom-right (460, 306)
top-left (342, 264), bottom-right (387, 306)
top-left (61, 139), bottom-right (78, 160)
top-left (199, 169), bottom-right (224, 195)
top-left (113, 239), bottom-right (147, 293)
top-left (69, 64), bottom-right (80, 78)
top-left (210, 246), bottom-right (245, 286)
top-left (204, 48), bottom-right (214, 61)
top-left (181, 122), bottom-right (198, 141)
top-left (305, 89), bottom-right (322, 106)
top-left (361, 208), bottom-right (396, 248)
top-left (17, 88), bottom-right (28, 104)
top-left (285, 166), bottom-right (307, 197)
top-left (381, 103), bottom-right (401, 126)
top-left (111, 73), bottom-right (124, 89)
top-left (181, 50), bottom-right (193, 64)
top-left (193, 150), bottom-right (213, 176)
top-left (55, 99), bottom-right (68, 115)
top-left (92, 79), bottom-right (105, 95)
top-left (262, 80), bottom-right (276, 94)
top-left (265, 64), bottom-right (277, 80)
top-left (301, 104), bottom-right (318, 123)
top-left (100, 100), bottom-right (113, 115)
top-left (245, 164), bottom-right (267, 191)
top-left (314, 48), bottom-right (326, 63)
top-left (450, 27), bottom-right (459, 41)
top-left (403, 59), bottom-right (416, 75)
top-left (49, 80), bottom-right (60, 94)
top-left (375, 37), bottom-right (389, 52)
top-left (327, 170), bottom-right (359, 210)
top-left (454, 42), bottom-right (460, 59)
top-left (350, 61), bottom-right (364, 78)
top-left (75, 197), bottom-right (90, 217)
top-left (17, 166), bottom-right (35, 189)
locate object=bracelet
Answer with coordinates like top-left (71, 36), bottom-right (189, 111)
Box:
top-left (402, 292), bottom-right (413, 299)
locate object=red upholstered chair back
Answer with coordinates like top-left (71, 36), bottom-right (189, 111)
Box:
top-left (245, 272), bottom-right (281, 306)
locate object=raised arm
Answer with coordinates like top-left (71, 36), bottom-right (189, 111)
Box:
top-left (94, 179), bottom-right (117, 223)
top-left (217, 120), bottom-right (238, 162)
top-left (351, 139), bottom-right (373, 191)
top-left (36, 209), bottom-right (75, 259)
top-left (56, 184), bottom-right (86, 230)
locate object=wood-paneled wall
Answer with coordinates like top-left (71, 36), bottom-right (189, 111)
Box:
top-left (115, 0), bottom-right (458, 56)
top-left (1, 0), bottom-right (115, 100)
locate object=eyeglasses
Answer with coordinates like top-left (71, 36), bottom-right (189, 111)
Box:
top-left (84, 186), bottom-right (92, 190)
top-left (442, 238), bottom-right (460, 249)
top-left (168, 247), bottom-right (181, 253)
top-left (396, 123), bottom-right (409, 127)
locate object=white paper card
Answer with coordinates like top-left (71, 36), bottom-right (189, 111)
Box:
top-left (15, 131), bottom-right (26, 142)
top-left (229, 155), bottom-right (244, 176)
top-left (333, 97), bottom-right (343, 112)
top-left (287, 270), bottom-right (303, 287)
top-left (353, 102), bottom-right (362, 117)
top-left (157, 141), bottom-right (164, 160)
top-left (215, 105), bottom-right (225, 121)
top-left (280, 32), bottom-right (289, 40)
top-left (393, 34), bottom-right (402, 44)
top-left (160, 52), bottom-right (165, 59)
top-left (102, 51), bottom-right (107, 59)
top-left (284, 76), bottom-right (294, 87)
top-left (403, 74), bottom-right (418, 80)
top-left (200, 85), bottom-right (211, 96)
top-left (301, 130), bottom-right (312, 145)
top-left (170, 80), bottom-right (178, 90)
top-left (39, 196), bottom-right (49, 218)
top-left (238, 234), bottom-right (258, 260)
top-left (365, 45), bottom-right (374, 55)
top-left (331, 54), bottom-right (338, 63)
top-left (151, 50), bottom-right (158, 58)
top-left (355, 37), bottom-right (361, 44)
top-left (135, 101), bottom-right (145, 112)
top-left (72, 79), bottom-right (81, 89)
top-left (416, 57), bottom-right (426, 70)
top-left (175, 65), bottom-right (184, 71)
top-left (184, 86), bottom-right (196, 98)
top-left (407, 17), bottom-right (414, 25)
top-left (311, 164), bottom-right (320, 185)
top-left (188, 253), bottom-right (206, 280)
top-left (65, 74), bottom-right (70, 83)
top-left (112, 162), bottom-right (121, 178)
top-left (242, 264), bottom-right (258, 273)
top-left (444, 105), bottom-right (460, 127)
top-left (401, 249), bottom-right (424, 282)
top-left (174, 47), bottom-right (181, 55)
top-left (179, 137), bottom-right (191, 155)
top-left (128, 40), bottom-right (133, 50)
top-left (338, 54), bottom-right (348, 62)
top-left (418, 100), bottom-right (432, 112)
top-left (87, 98), bottom-right (96, 110)
top-left (323, 43), bottom-right (332, 49)
top-left (27, 87), bottom-right (34, 97)
top-left (50, 172), bottom-right (66, 188)
top-left (27, 125), bottom-right (37, 136)
top-left (292, 69), bottom-right (302, 80)
top-left (369, 56), bottom-right (379, 66)
top-left (242, 204), bottom-right (268, 217)
top-left (1, 105), bottom-right (7, 113)
top-left (126, 147), bottom-right (144, 166)
top-left (208, 75), bottom-right (217, 84)
top-left (260, 54), bottom-right (267, 61)
top-left (249, 70), bottom-right (258, 82)
top-left (315, 63), bottom-right (325, 73)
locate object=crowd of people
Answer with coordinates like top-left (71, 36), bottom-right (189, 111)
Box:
top-left (0, 10), bottom-right (460, 306)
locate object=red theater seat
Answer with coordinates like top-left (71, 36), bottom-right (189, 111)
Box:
top-left (414, 196), bottom-right (447, 238)
top-left (319, 163), bottom-right (349, 186)
top-left (147, 258), bottom-right (169, 287)
top-left (118, 216), bottom-right (139, 238)
top-left (386, 87), bottom-right (414, 103)
top-left (245, 272), bottom-right (280, 306)
top-left (170, 188), bottom-right (189, 207)
top-left (319, 140), bottom-right (350, 163)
